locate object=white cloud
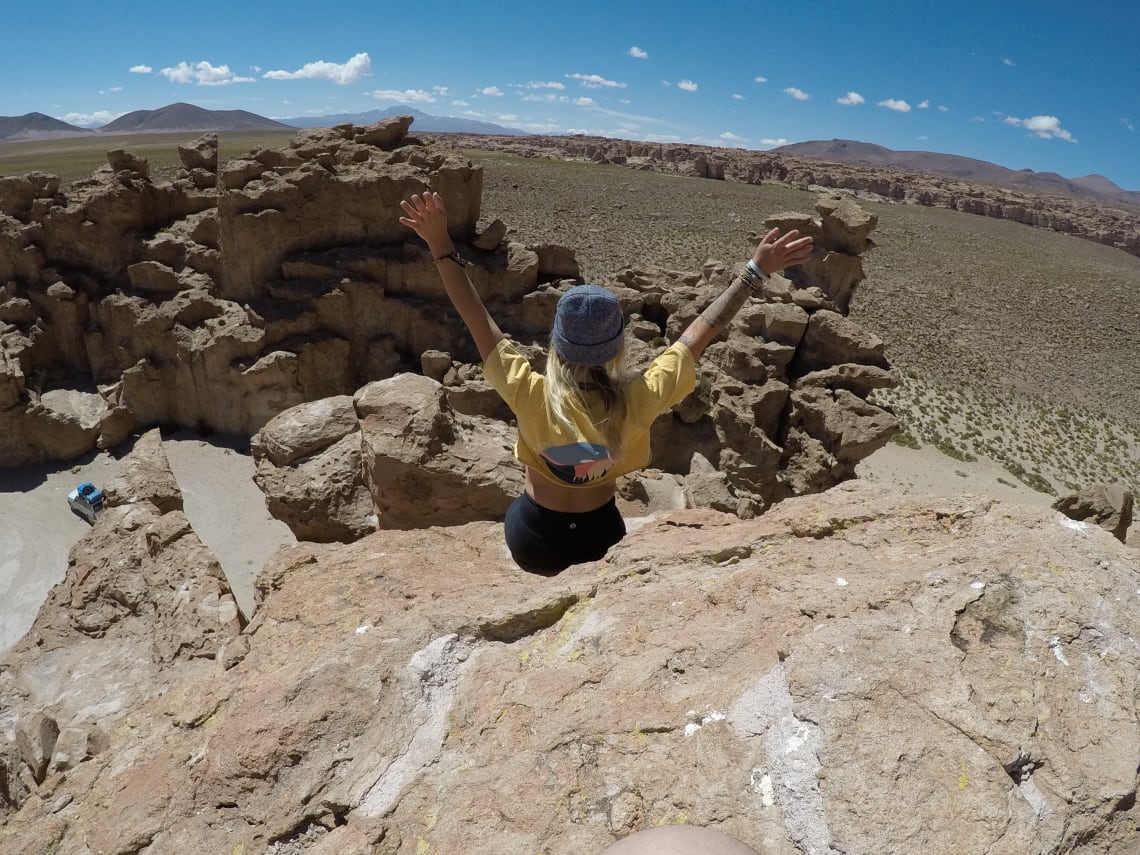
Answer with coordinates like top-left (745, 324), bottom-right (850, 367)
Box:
top-left (371, 89), bottom-right (436, 103)
top-left (732, 93), bottom-right (744, 100)
top-left (523, 81), bottom-right (565, 90)
top-left (917, 135), bottom-right (928, 140)
top-left (918, 99), bottom-right (929, 109)
top-left (629, 46), bottom-right (648, 59)
top-left (719, 131), bottom-right (747, 144)
top-left (262, 52), bottom-right (371, 84)
top-left (433, 86), bottom-right (449, 95)
top-left (521, 93), bottom-right (569, 103)
top-left (566, 73), bottom-right (626, 89)
top-left (754, 76), bottom-right (768, 84)
top-left (574, 96), bottom-right (596, 107)
top-left (451, 99), bottom-right (469, 107)
top-left (837, 91), bottom-right (864, 106)
top-left (760, 137), bottom-right (788, 146)
top-left (878, 98), bottom-right (912, 112)
top-left (971, 115), bottom-right (986, 123)
top-left (1003, 57), bottom-right (1015, 66)
top-left (129, 64), bottom-right (152, 74)
top-left (160, 61), bottom-right (255, 86)
top-left (784, 87), bottom-right (810, 101)
top-left (1004, 114), bottom-right (1077, 142)
top-left (677, 79), bottom-right (698, 92)
top-left (619, 98), bottom-right (630, 104)
top-left (99, 86), bottom-right (124, 94)
top-left (498, 114), bottom-right (518, 122)
top-left (1122, 117), bottom-right (1134, 132)
top-left (938, 104), bottom-right (949, 112)
top-left (480, 86), bottom-right (503, 96)
top-left (60, 110), bottom-right (122, 127)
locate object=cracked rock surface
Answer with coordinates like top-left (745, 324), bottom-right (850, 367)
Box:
top-left (2, 479), bottom-right (1137, 854)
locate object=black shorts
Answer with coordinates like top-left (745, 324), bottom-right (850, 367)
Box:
top-left (504, 492), bottom-right (626, 575)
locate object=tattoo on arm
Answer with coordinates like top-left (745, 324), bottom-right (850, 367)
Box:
top-left (698, 275), bottom-right (752, 333)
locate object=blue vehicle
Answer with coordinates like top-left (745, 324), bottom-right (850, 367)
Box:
top-left (67, 482), bottom-right (105, 524)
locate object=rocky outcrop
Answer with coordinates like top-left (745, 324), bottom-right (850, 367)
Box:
top-left (1, 121), bottom-right (897, 525)
top-left (2, 482), bottom-right (1138, 853)
top-left (435, 132), bottom-right (1140, 260)
top-left (0, 429), bottom-right (243, 809)
top-left (1053, 483), bottom-right (1134, 542)
top-left (0, 118), bottom-right (486, 466)
top-left (251, 196), bottom-right (896, 535)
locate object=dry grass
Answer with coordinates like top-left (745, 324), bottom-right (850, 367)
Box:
top-left (468, 148), bottom-right (1140, 497)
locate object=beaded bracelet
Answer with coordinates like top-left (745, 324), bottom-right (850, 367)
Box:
top-left (738, 264), bottom-right (764, 291)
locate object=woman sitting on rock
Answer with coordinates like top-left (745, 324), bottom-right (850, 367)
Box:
top-left (399, 191), bottom-right (812, 574)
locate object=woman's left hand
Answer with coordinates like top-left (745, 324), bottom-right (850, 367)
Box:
top-left (753, 228), bottom-right (814, 275)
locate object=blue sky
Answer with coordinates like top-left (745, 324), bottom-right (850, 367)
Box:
top-left (4, 0), bottom-right (1139, 190)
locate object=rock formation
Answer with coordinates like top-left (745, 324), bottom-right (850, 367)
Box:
top-left (5, 118), bottom-right (896, 502)
top-left (1052, 483), bottom-right (1134, 543)
top-left (434, 132), bottom-right (1140, 260)
top-left (250, 189), bottom-right (896, 538)
top-left (2, 480), bottom-right (1138, 853)
top-left (0, 429), bottom-right (242, 809)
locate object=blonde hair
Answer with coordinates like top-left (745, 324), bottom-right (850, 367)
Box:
top-left (545, 344), bottom-right (629, 457)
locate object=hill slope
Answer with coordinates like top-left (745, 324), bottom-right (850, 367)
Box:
top-left (773, 138), bottom-right (1140, 206)
top-left (0, 112), bottom-right (91, 141)
top-left (99, 102), bottom-right (293, 133)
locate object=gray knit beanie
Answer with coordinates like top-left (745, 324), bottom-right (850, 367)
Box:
top-left (551, 284), bottom-right (625, 366)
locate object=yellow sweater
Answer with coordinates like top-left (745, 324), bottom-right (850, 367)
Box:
top-left (483, 339), bottom-right (696, 487)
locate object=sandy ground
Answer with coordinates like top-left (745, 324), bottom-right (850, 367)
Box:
top-left (0, 434), bottom-right (1095, 660)
top-left (0, 435), bottom-right (294, 658)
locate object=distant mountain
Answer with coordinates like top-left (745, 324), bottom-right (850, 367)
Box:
top-left (0, 112), bottom-right (92, 142)
top-left (99, 103), bottom-right (293, 134)
top-left (279, 105), bottom-right (528, 136)
top-left (772, 139), bottom-right (1140, 206)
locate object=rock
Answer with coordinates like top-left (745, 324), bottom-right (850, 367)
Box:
top-left (105, 149), bottom-right (148, 177)
top-left (796, 309), bottom-right (888, 373)
top-left (15, 712), bottom-right (59, 783)
top-left (355, 373), bottom-right (523, 528)
top-left (1053, 483), bottom-right (1134, 543)
top-left (815, 195), bottom-right (878, 254)
top-left (254, 430), bottom-right (374, 543)
top-left (352, 115), bottom-right (413, 148)
top-left (251, 396), bottom-right (360, 468)
top-left (420, 349), bottom-right (452, 382)
top-left (530, 243), bottom-right (581, 279)
top-left (177, 133), bottom-right (218, 172)
top-left (2, 484), bottom-right (1138, 853)
top-left (472, 218), bottom-right (508, 250)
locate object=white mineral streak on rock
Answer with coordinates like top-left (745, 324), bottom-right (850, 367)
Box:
top-left (1049, 636), bottom-right (1070, 666)
top-left (1057, 515), bottom-right (1090, 533)
top-left (729, 663), bottom-right (840, 855)
top-left (358, 634), bottom-right (472, 817)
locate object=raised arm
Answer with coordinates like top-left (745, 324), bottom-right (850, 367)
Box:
top-left (399, 191), bottom-right (505, 360)
top-left (678, 227), bottom-right (814, 360)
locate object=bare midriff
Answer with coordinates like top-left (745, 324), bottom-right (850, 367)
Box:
top-left (524, 467), bottom-right (617, 513)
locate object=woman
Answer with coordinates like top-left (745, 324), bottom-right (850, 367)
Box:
top-left (399, 191), bottom-right (812, 574)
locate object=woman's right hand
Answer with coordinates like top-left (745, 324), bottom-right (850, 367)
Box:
top-left (399, 191), bottom-right (453, 256)
top-left (753, 228), bottom-right (814, 275)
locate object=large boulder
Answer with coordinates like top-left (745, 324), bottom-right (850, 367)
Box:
top-left (1, 483), bottom-right (1137, 853)
top-left (252, 396), bottom-right (376, 543)
top-left (355, 373), bottom-right (523, 528)
top-left (1053, 483), bottom-right (1134, 543)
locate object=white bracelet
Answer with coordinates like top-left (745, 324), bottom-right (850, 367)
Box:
top-left (746, 260), bottom-right (770, 281)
